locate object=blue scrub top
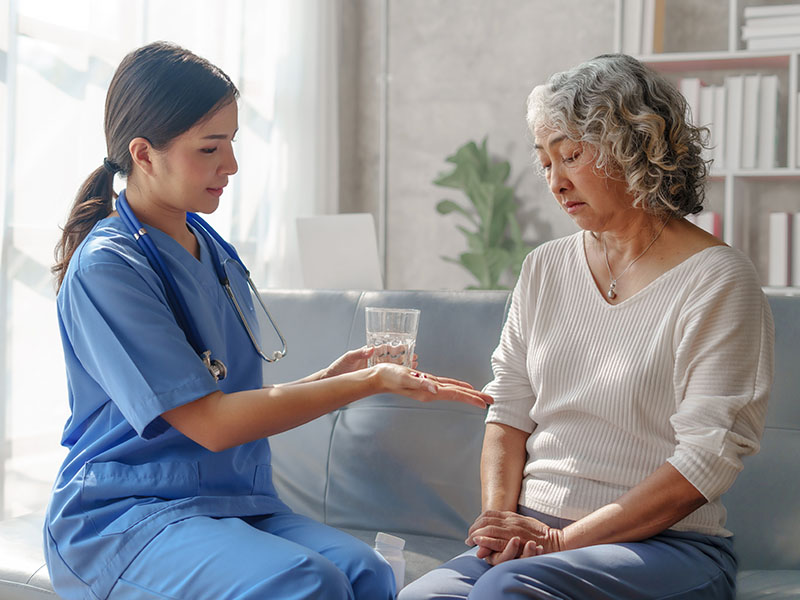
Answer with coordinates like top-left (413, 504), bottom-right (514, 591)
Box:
top-left (45, 216), bottom-right (290, 600)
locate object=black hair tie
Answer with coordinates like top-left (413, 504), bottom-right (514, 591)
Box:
top-left (102, 157), bottom-right (119, 174)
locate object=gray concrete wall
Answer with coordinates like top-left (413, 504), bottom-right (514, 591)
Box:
top-left (338, 0), bottom-right (730, 290)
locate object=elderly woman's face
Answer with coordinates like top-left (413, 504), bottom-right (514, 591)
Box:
top-left (534, 127), bottom-right (634, 232)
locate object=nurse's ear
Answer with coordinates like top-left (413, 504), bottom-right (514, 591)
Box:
top-left (128, 137), bottom-right (157, 176)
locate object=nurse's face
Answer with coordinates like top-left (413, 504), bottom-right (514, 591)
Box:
top-left (149, 100), bottom-right (239, 215)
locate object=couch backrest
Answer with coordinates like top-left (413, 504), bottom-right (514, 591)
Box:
top-left (262, 290), bottom-right (510, 540)
top-left (260, 290), bottom-right (799, 569)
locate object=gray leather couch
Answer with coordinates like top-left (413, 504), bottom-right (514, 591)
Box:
top-left (1, 289), bottom-right (798, 599)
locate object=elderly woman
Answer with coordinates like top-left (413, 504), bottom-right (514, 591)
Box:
top-left (399, 54), bottom-right (773, 600)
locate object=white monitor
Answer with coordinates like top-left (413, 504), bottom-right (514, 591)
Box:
top-left (296, 213), bottom-right (384, 290)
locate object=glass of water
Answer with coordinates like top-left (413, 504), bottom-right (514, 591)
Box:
top-left (365, 307), bottom-right (420, 368)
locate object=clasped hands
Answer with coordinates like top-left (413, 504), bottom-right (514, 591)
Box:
top-left (466, 510), bottom-right (566, 565)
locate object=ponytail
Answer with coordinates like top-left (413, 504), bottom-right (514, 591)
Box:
top-left (52, 41), bottom-right (239, 291)
top-left (52, 165), bottom-right (116, 290)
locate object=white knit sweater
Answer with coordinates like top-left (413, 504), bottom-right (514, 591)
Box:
top-left (484, 231), bottom-right (774, 537)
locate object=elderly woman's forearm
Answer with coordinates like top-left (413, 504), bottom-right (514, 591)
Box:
top-left (480, 423), bottom-right (528, 511)
top-left (561, 462), bottom-right (707, 550)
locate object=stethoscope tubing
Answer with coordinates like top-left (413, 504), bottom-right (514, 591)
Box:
top-left (114, 190), bottom-right (287, 380)
top-left (116, 192), bottom-right (207, 359)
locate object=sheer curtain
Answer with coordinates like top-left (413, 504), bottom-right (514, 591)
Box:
top-left (0, 0), bottom-right (340, 519)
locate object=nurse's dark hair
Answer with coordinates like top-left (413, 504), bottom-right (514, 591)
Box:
top-left (52, 41), bottom-right (239, 289)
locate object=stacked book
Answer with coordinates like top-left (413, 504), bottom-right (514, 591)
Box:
top-left (621, 0), bottom-right (666, 55)
top-left (680, 74), bottom-right (780, 171)
top-left (769, 212), bottom-right (800, 287)
top-left (686, 211), bottom-right (723, 239)
top-left (741, 4), bottom-right (800, 51)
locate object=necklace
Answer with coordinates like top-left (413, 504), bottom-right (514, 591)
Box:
top-left (602, 218), bottom-right (669, 300)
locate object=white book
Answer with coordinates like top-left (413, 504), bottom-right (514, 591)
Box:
top-left (641, 0), bottom-right (661, 54)
top-left (622, 0), bottom-right (643, 55)
top-left (746, 35), bottom-right (800, 50)
top-left (797, 92), bottom-right (800, 168)
top-left (758, 75), bottom-right (779, 169)
top-left (699, 85), bottom-right (715, 162)
top-left (741, 23), bottom-right (800, 39)
top-left (693, 211), bottom-right (723, 238)
top-left (768, 212), bottom-right (792, 287)
top-left (724, 75), bottom-right (744, 170)
top-left (794, 213), bottom-right (800, 286)
top-left (744, 15), bottom-right (800, 28)
top-left (680, 77), bottom-right (704, 126)
top-left (741, 74), bottom-right (761, 169)
top-left (713, 85), bottom-right (727, 170)
top-left (744, 4), bottom-right (800, 19)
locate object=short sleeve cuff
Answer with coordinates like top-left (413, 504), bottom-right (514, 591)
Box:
top-left (668, 443), bottom-right (742, 501)
top-left (485, 400), bottom-right (536, 433)
top-left (130, 372), bottom-right (219, 440)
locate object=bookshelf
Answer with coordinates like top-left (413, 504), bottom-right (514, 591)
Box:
top-left (615, 0), bottom-right (800, 295)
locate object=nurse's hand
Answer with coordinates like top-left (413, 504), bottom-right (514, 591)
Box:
top-left (322, 346), bottom-right (418, 379)
top-left (371, 363), bottom-right (493, 409)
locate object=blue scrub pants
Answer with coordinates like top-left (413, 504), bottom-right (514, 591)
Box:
top-left (398, 508), bottom-right (737, 600)
top-left (107, 511), bottom-right (395, 600)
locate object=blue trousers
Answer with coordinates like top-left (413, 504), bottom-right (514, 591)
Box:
top-left (107, 511), bottom-right (395, 600)
top-left (398, 508), bottom-right (737, 600)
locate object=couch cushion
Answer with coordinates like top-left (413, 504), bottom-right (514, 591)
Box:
top-left (0, 512), bottom-right (55, 598)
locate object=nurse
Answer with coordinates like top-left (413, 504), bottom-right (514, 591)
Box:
top-left (46, 41), bottom-right (492, 600)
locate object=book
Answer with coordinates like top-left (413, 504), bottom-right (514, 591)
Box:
top-left (741, 23), bottom-right (800, 39)
top-left (713, 85), bottom-right (727, 170)
top-left (641, 0), bottom-right (666, 54)
top-left (724, 75), bottom-right (744, 170)
top-left (744, 4), bottom-right (800, 19)
top-left (744, 15), bottom-right (800, 29)
top-left (622, 0), bottom-right (643, 55)
top-left (746, 35), bottom-right (800, 50)
top-left (768, 212), bottom-right (792, 287)
top-left (690, 211), bottom-right (723, 238)
top-left (757, 75), bottom-right (779, 170)
top-left (797, 92), bottom-right (800, 168)
top-left (794, 213), bottom-right (800, 286)
top-left (679, 77), bottom-right (704, 127)
top-left (741, 74), bottom-right (761, 170)
top-left (699, 85), bottom-right (715, 163)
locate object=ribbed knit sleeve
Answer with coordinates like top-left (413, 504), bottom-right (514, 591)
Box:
top-left (484, 252), bottom-right (537, 433)
top-left (667, 254), bottom-right (774, 501)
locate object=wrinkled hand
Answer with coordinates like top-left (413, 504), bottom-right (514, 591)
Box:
top-left (465, 510), bottom-right (566, 565)
top-left (323, 346), bottom-right (418, 379)
top-left (373, 363), bottom-right (493, 409)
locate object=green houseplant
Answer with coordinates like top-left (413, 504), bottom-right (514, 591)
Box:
top-left (434, 137), bottom-right (534, 290)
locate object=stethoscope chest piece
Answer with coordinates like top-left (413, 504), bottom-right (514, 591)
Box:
top-left (202, 350), bottom-right (227, 382)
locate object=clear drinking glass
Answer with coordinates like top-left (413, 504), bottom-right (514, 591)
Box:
top-left (365, 307), bottom-right (420, 368)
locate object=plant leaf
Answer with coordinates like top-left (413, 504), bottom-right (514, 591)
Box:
top-left (457, 225), bottom-right (485, 253)
top-left (459, 252), bottom-right (491, 289)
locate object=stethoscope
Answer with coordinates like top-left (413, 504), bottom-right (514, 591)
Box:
top-left (115, 189), bottom-right (287, 381)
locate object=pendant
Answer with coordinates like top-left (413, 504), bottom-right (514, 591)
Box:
top-left (607, 281), bottom-right (617, 299)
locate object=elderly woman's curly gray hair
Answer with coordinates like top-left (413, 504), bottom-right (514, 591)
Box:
top-left (527, 54), bottom-right (710, 217)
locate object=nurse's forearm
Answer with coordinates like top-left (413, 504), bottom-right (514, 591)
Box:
top-left (481, 423), bottom-right (528, 511)
top-left (164, 369), bottom-right (377, 451)
top-left (163, 364), bottom-right (492, 452)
